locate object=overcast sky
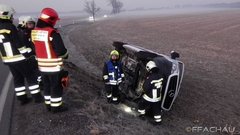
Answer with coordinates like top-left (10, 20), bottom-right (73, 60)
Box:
top-left (1, 0), bottom-right (240, 13)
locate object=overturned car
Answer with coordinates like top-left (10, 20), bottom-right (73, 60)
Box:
top-left (113, 41), bottom-right (185, 111)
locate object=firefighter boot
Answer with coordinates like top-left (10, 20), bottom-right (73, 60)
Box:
top-left (46, 105), bottom-right (51, 112)
top-left (51, 105), bottom-right (68, 113)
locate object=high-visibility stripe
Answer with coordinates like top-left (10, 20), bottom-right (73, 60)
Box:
top-left (121, 74), bottom-right (125, 77)
top-left (143, 94), bottom-right (161, 102)
top-left (18, 46), bottom-right (28, 54)
top-left (3, 42), bottom-right (13, 57)
top-left (30, 89), bottom-right (40, 94)
top-left (103, 75), bottom-right (108, 80)
top-left (29, 85), bottom-right (39, 90)
top-left (109, 80), bottom-right (122, 85)
top-left (152, 89), bottom-right (157, 99)
top-left (112, 97), bottom-right (118, 101)
top-left (0, 29), bottom-right (11, 34)
top-left (39, 66), bottom-right (62, 72)
top-left (16, 91), bottom-right (26, 96)
top-left (138, 109), bottom-right (145, 114)
top-left (151, 78), bottom-right (163, 84)
top-left (15, 86), bottom-right (25, 91)
top-left (2, 55), bottom-right (25, 63)
top-left (45, 42), bottom-right (51, 58)
top-left (107, 94), bottom-right (112, 98)
top-left (154, 115), bottom-right (161, 119)
top-left (44, 96), bottom-right (51, 100)
top-left (37, 58), bottom-right (62, 62)
top-left (26, 47), bottom-right (32, 53)
top-left (155, 118), bottom-right (162, 122)
top-left (38, 62), bottom-right (63, 66)
top-left (45, 101), bottom-right (51, 105)
top-left (50, 97), bottom-right (62, 102)
top-left (37, 76), bottom-right (42, 82)
top-left (51, 102), bottom-right (62, 107)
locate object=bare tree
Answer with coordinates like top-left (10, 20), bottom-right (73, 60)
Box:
top-left (84, 0), bottom-right (100, 21)
top-left (108, 0), bottom-right (123, 14)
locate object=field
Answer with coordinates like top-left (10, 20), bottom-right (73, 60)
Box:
top-left (10, 9), bottom-right (240, 135)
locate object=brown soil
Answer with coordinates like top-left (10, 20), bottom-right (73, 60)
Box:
top-left (10, 9), bottom-right (240, 135)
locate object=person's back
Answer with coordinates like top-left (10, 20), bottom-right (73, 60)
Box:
top-left (31, 7), bottom-right (69, 113)
top-left (138, 61), bottom-right (164, 125)
top-left (0, 4), bottom-right (43, 105)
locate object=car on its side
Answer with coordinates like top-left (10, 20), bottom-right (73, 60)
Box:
top-left (113, 41), bottom-right (185, 111)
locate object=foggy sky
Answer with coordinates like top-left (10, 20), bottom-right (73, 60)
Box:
top-left (1, 0), bottom-right (240, 13)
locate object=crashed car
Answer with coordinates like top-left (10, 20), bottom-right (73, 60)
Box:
top-left (113, 41), bottom-right (185, 111)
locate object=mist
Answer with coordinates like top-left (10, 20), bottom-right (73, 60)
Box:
top-left (1, 0), bottom-right (240, 13)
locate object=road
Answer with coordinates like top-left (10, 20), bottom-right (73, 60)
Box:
top-left (0, 61), bottom-right (14, 135)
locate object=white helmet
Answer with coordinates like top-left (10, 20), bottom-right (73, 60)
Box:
top-left (0, 4), bottom-right (16, 20)
top-left (23, 16), bottom-right (35, 25)
top-left (18, 15), bottom-right (27, 24)
top-left (146, 61), bottom-right (157, 72)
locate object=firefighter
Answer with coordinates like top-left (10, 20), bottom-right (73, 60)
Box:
top-left (103, 50), bottom-right (125, 104)
top-left (0, 4), bottom-right (42, 105)
top-left (17, 15), bottom-right (26, 34)
top-left (31, 7), bottom-right (69, 113)
top-left (19, 16), bottom-right (43, 90)
top-left (138, 61), bottom-right (164, 125)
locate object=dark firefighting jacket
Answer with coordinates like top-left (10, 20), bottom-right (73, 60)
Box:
top-left (19, 28), bottom-right (35, 56)
top-left (0, 19), bottom-right (28, 65)
top-left (31, 26), bottom-right (68, 74)
top-left (103, 60), bottom-right (125, 85)
top-left (142, 68), bottom-right (164, 102)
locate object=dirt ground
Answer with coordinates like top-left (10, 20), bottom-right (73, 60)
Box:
top-left (10, 9), bottom-right (240, 135)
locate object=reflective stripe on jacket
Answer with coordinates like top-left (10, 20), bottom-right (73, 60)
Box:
top-left (0, 22), bottom-right (26, 64)
top-left (106, 60), bottom-right (122, 85)
top-left (143, 76), bottom-right (163, 102)
top-left (31, 27), bottom-right (63, 73)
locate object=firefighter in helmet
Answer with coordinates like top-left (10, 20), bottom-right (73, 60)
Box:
top-left (31, 7), bottom-right (69, 113)
top-left (17, 15), bottom-right (26, 34)
top-left (19, 16), bottom-right (43, 90)
top-left (138, 61), bottom-right (164, 125)
top-left (0, 4), bottom-right (42, 105)
top-left (103, 50), bottom-right (125, 104)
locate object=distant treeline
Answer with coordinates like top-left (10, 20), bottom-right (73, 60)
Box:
top-left (176, 2), bottom-right (240, 8)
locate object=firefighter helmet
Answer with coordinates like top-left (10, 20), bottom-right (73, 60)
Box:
top-left (39, 7), bottom-right (59, 26)
top-left (24, 16), bottom-right (35, 25)
top-left (0, 4), bottom-right (16, 20)
top-left (146, 61), bottom-right (157, 72)
top-left (110, 50), bottom-right (119, 58)
top-left (18, 15), bottom-right (27, 24)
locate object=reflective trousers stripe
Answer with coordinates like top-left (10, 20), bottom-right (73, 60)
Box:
top-left (30, 89), bottom-right (40, 94)
top-left (138, 109), bottom-right (145, 115)
top-left (51, 102), bottom-right (62, 107)
top-left (107, 94), bottom-right (112, 98)
top-left (112, 97), bottom-right (118, 101)
top-left (16, 91), bottom-right (26, 96)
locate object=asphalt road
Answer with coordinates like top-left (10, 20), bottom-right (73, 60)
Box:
top-left (0, 61), bottom-right (14, 135)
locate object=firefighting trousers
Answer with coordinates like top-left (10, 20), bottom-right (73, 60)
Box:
top-left (42, 73), bottom-right (63, 109)
top-left (8, 61), bottom-right (41, 101)
top-left (105, 84), bottom-right (119, 101)
top-left (138, 97), bottom-right (162, 122)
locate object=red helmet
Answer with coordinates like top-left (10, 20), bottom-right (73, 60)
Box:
top-left (39, 8), bottom-right (59, 26)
